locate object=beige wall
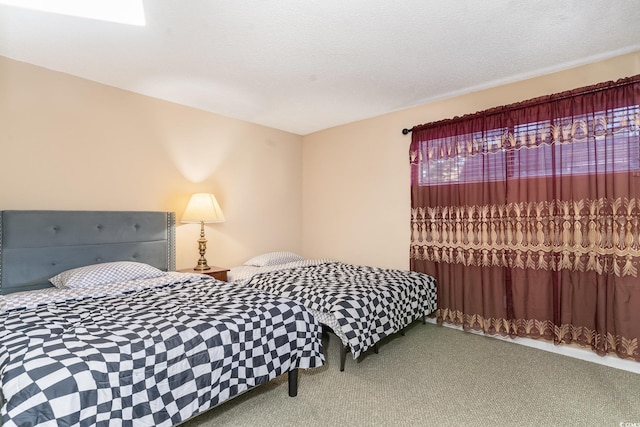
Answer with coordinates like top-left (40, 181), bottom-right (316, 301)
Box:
top-left (0, 56), bottom-right (304, 270)
top-left (302, 51), bottom-right (640, 270)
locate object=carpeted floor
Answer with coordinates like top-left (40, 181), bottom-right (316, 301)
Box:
top-left (181, 322), bottom-right (640, 427)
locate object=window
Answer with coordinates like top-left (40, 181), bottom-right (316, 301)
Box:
top-left (417, 105), bottom-right (640, 185)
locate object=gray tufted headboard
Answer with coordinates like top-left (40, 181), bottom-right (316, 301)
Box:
top-left (0, 210), bottom-right (176, 295)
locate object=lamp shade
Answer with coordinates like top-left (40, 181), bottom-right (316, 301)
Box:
top-left (181, 193), bottom-right (226, 224)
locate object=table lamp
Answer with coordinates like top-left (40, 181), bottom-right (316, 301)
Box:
top-left (181, 193), bottom-right (225, 271)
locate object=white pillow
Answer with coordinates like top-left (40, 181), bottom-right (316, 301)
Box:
top-left (49, 261), bottom-right (167, 289)
top-left (243, 251), bottom-right (304, 267)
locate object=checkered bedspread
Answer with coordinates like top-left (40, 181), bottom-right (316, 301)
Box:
top-left (244, 262), bottom-right (437, 358)
top-left (0, 277), bottom-right (324, 427)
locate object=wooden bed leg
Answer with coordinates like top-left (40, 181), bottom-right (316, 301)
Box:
top-left (288, 368), bottom-right (299, 397)
top-left (340, 344), bottom-right (348, 372)
top-left (422, 315), bottom-right (427, 325)
top-left (400, 330), bottom-right (405, 336)
top-left (373, 342), bottom-right (379, 354)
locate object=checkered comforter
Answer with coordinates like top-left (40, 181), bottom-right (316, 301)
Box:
top-left (244, 262), bottom-right (437, 359)
top-left (0, 276), bottom-right (324, 427)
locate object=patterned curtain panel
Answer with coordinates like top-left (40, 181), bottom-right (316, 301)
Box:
top-left (410, 75), bottom-right (640, 361)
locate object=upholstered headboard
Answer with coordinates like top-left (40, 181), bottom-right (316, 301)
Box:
top-left (0, 211), bottom-right (176, 295)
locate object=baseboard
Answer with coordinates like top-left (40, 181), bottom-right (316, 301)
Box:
top-left (424, 318), bottom-right (640, 374)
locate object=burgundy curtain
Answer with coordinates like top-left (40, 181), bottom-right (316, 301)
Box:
top-left (410, 75), bottom-right (640, 361)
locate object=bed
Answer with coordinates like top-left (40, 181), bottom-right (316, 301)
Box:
top-left (0, 211), bottom-right (324, 427)
top-left (228, 252), bottom-right (437, 371)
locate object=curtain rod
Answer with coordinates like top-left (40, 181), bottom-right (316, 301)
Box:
top-left (400, 74), bottom-right (640, 136)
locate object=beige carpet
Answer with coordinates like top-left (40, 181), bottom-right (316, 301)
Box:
top-left (181, 322), bottom-right (640, 427)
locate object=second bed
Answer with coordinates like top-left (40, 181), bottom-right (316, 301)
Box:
top-left (228, 253), bottom-right (437, 371)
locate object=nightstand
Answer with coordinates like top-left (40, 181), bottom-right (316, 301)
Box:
top-left (178, 266), bottom-right (229, 282)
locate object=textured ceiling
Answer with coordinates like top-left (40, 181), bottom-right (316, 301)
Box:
top-left (1, 1), bottom-right (639, 135)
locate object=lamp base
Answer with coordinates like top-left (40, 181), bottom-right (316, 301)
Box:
top-left (193, 221), bottom-right (211, 271)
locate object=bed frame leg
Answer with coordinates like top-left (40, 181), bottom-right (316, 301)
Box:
top-left (373, 342), bottom-right (379, 354)
top-left (288, 368), bottom-right (298, 397)
top-left (321, 326), bottom-right (330, 339)
top-left (340, 344), bottom-right (348, 372)
top-left (422, 315), bottom-right (427, 325)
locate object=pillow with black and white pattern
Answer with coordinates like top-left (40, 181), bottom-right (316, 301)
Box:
top-left (243, 251), bottom-right (304, 267)
top-left (49, 261), bottom-right (167, 289)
